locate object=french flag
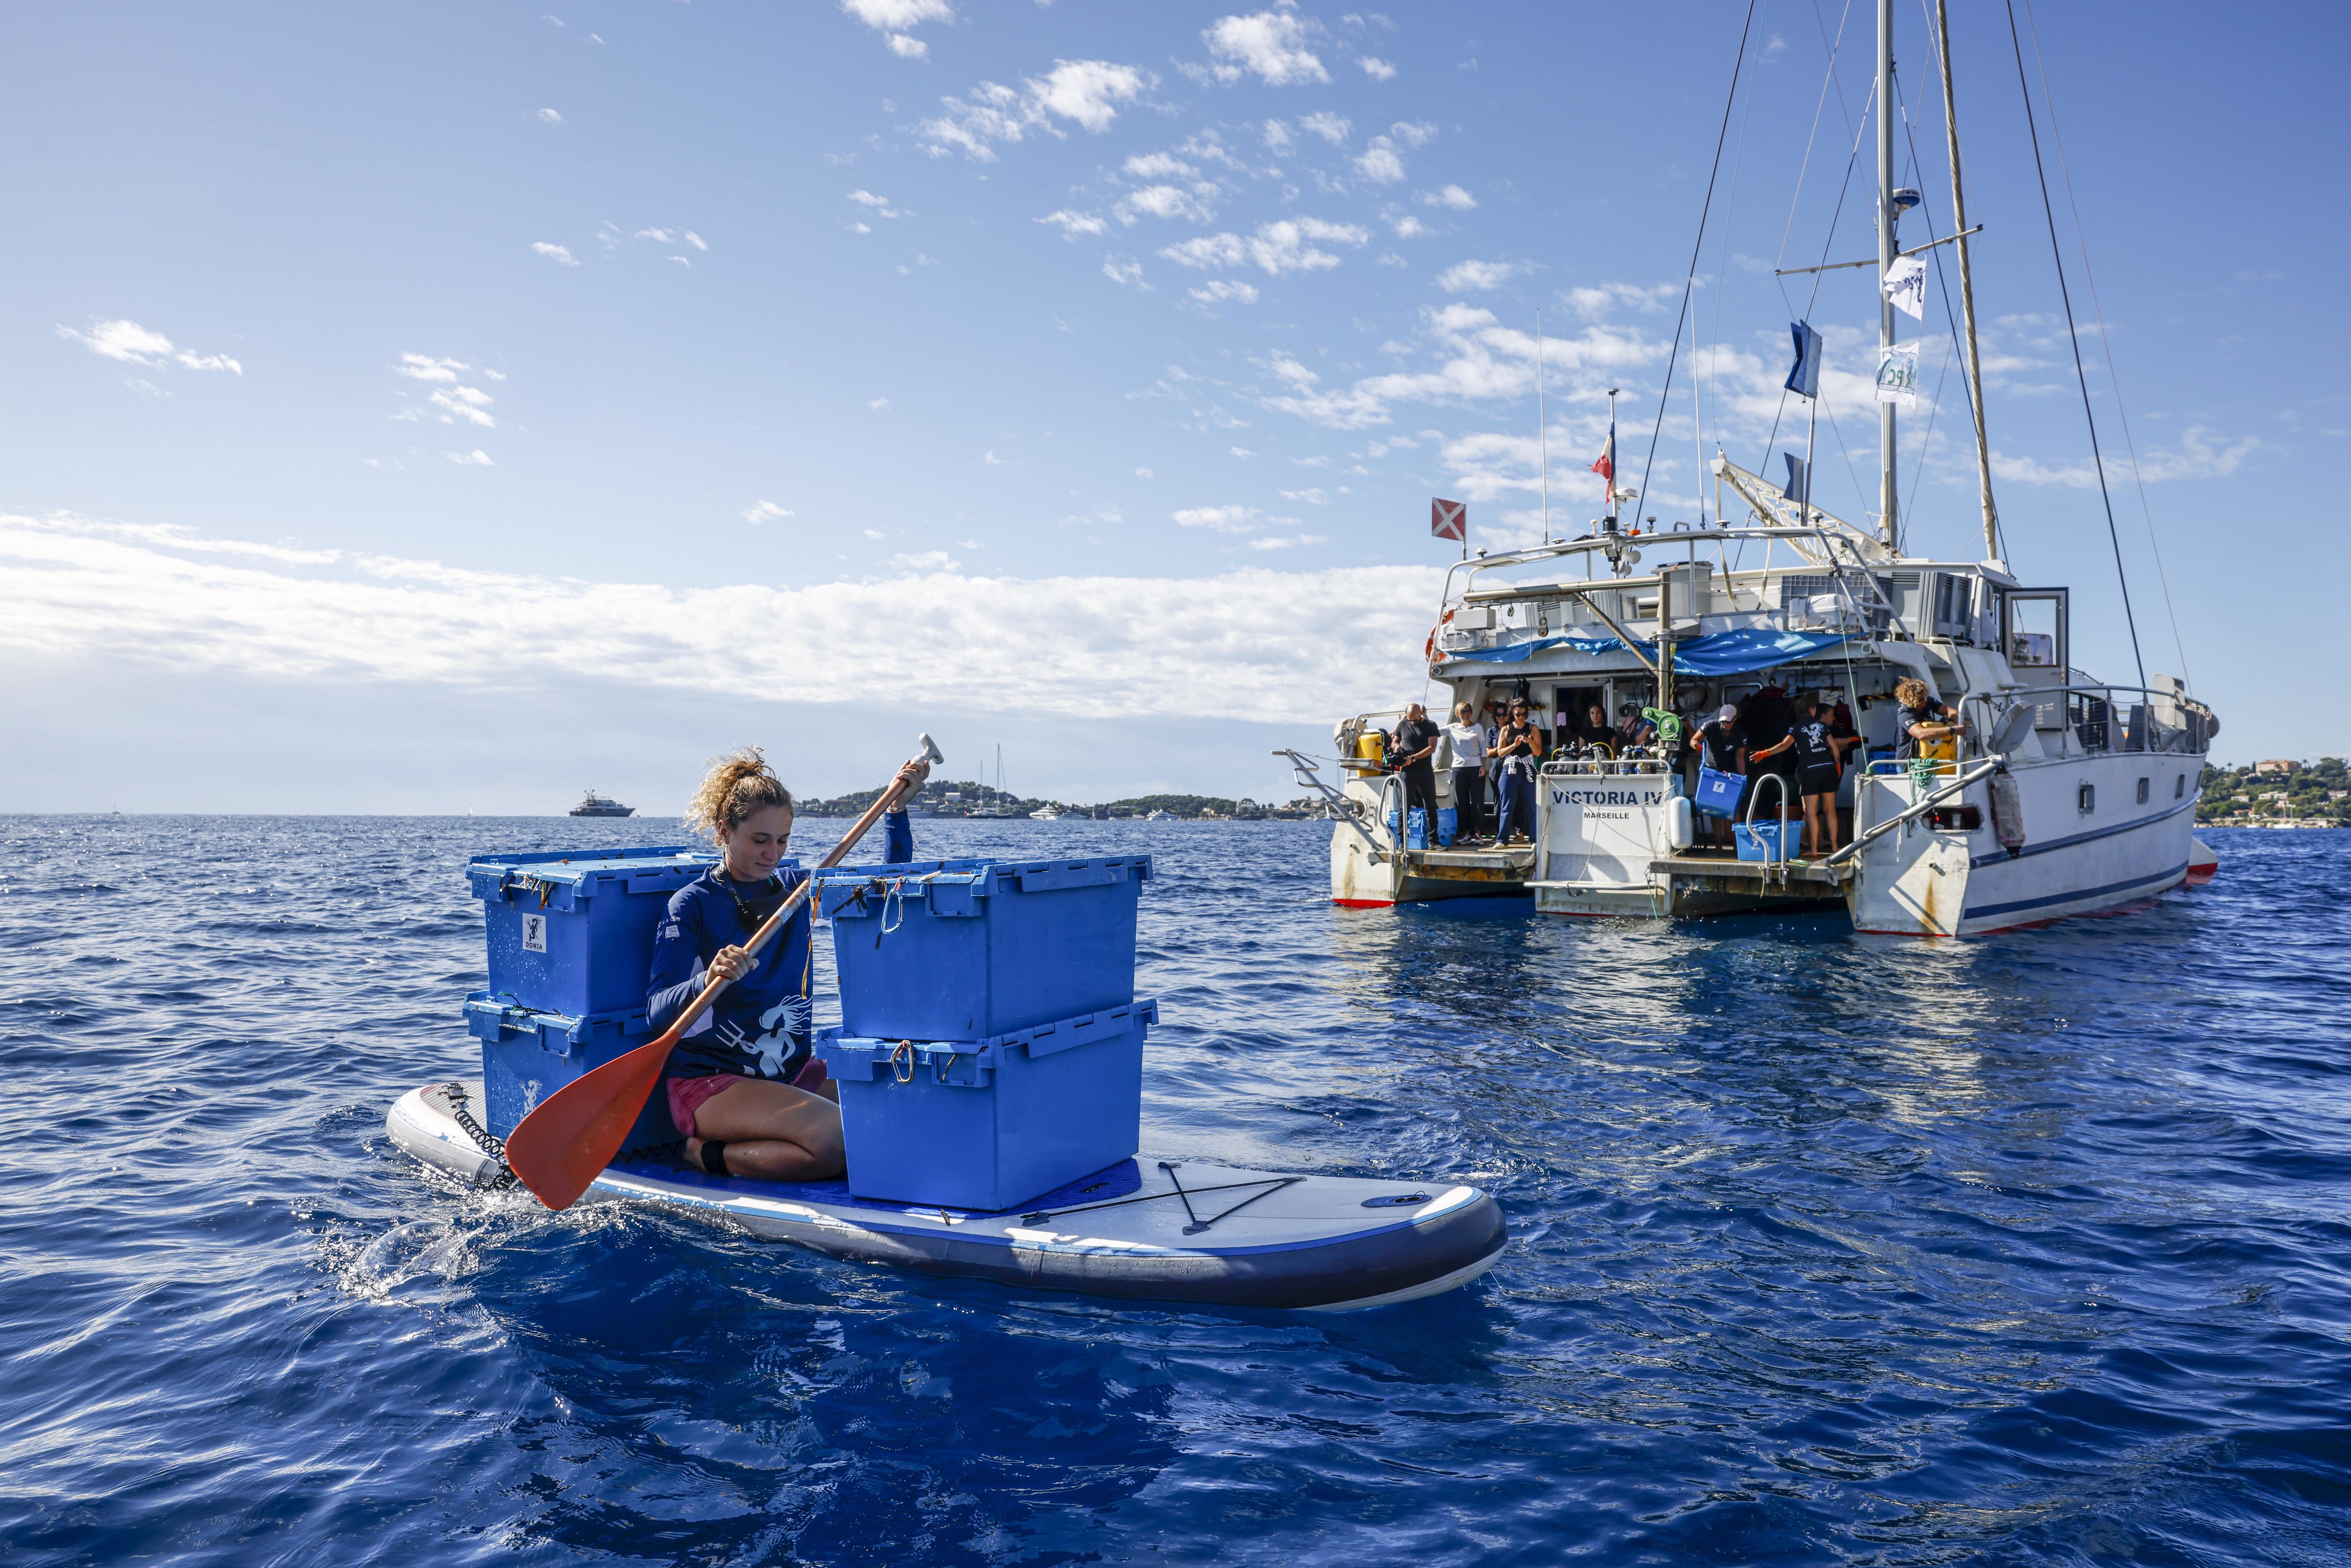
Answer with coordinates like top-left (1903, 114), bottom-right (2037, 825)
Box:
top-left (1589, 423), bottom-right (1615, 493)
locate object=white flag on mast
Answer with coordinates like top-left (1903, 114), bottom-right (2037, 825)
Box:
top-left (1883, 253), bottom-right (1927, 319)
top-left (1875, 340), bottom-right (1921, 408)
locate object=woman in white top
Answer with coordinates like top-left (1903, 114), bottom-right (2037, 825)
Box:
top-left (1442, 701), bottom-right (1491, 843)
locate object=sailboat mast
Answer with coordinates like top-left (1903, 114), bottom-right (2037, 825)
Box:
top-left (1936, 0), bottom-right (1999, 560)
top-left (1876, 0), bottom-right (1898, 548)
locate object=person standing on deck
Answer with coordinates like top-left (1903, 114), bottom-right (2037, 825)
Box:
top-left (1693, 703), bottom-right (1748, 848)
top-left (1493, 699), bottom-right (1546, 845)
top-left (1443, 701), bottom-right (1491, 844)
top-left (1390, 703), bottom-right (1443, 840)
top-left (1890, 677), bottom-right (1967, 760)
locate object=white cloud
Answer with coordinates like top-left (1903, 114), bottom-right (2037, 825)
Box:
top-left (57, 319), bottom-right (243, 375)
top-left (1359, 56), bottom-right (1396, 80)
top-left (742, 500), bottom-right (794, 524)
top-left (1298, 110), bottom-right (1351, 144)
top-left (536, 108), bottom-right (565, 126)
top-left (532, 242), bottom-right (579, 266)
top-left (918, 59), bottom-right (1148, 159)
top-left (429, 386), bottom-right (496, 428)
top-left (668, 255), bottom-right (692, 267)
top-left (447, 450), bottom-right (495, 466)
top-left (686, 231), bottom-right (708, 250)
top-left (893, 549), bottom-right (961, 571)
top-left (1119, 183), bottom-right (1217, 223)
top-left (1160, 217), bottom-right (1367, 276)
top-left (1435, 258), bottom-right (1527, 292)
top-left (635, 227), bottom-right (676, 242)
top-left (0, 513), bottom-right (1438, 724)
top-left (1124, 151), bottom-right (1196, 180)
top-left (1038, 208), bottom-right (1109, 238)
top-left (1390, 213), bottom-right (1429, 238)
top-left (1203, 11), bottom-right (1328, 86)
top-left (1566, 281), bottom-right (1678, 317)
top-left (848, 190), bottom-right (907, 219)
top-left (1261, 118), bottom-right (1294, 151)
top-left (1230, 446), bottom-right (1256, 457)
top-left (1189, 279), bottom-right (1260, 306)
top-left (1423, 183), bottom-right (1476, 210)
top-left (1992, 426), bottom-right (2259, 488)
top-left (1354, 135), bottom-right (1405, 183)
top-left (394, 354), bottom-right (467, 382)
top-left (869, 397), bottom-right (891, 410)
top-left (1247, 533), bottom-right (1327, 551)
top-left (1280, 487), bottom-right (1331, 504)
top-left (1173, 504), bottom-right (1262, 533)
top-left (1258, 301), bottom-right (1665, 431)
top-left (842, 0), bottom-right (952, 26)
top-left (1103, 255), bottom-right (1146, 286)
top-left (886, 32), bottom-right (928, 57)
top-left (1389, 120), bottom-right (1436, 148)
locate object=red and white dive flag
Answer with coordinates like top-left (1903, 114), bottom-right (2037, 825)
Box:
top-left (1589, 424), bottom-right (1616, 499)
top-left (1430, 497), bottom-right (1467, 541)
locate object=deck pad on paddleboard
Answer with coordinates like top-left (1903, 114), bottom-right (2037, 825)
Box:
top-left (387, 1082), bottom-right (1505, 1311)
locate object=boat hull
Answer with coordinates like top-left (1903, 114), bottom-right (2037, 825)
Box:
top-left (386, 1084), bottom-right (1507, 1312)
top-left (1848, 752), bottom-right (2205, 936)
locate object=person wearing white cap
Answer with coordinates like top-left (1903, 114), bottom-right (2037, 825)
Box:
top-left (1692, 702), bottom-right (1748, 848)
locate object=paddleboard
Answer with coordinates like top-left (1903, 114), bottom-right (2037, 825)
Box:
top-left (386, 1082), bottom-right (1507, 1311)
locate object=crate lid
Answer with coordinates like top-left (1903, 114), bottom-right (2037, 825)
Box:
top-left (816, 998), bottom-right (1158, 1064)
top-left (813, 856), bottom-right (1151, 920)
top-left (466, 845), bottom-right (747, 905)
top-left (462, 991), bottom-right (657, 1048)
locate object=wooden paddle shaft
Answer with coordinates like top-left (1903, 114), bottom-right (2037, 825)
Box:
top-left (653, 766), bottom-right (922, 1050)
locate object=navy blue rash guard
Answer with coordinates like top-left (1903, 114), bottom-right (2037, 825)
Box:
top-left (646, 810), bottom-right (913, 1083)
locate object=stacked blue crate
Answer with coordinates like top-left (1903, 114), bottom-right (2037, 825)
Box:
top-left (466, 846), bottom-right (738, 1153)
top-left (813, 857), bottom-right (1155, 1210)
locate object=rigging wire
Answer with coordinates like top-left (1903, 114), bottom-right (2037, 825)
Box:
top-left (2004, 0), bottom-right (2145, 687)
top-left (2019, 0), bottom-right (2189, 686)
top-left (1890, 71), bottom-right (1965, 550)
top-left (1628, 0), bottom-right (1760, 539)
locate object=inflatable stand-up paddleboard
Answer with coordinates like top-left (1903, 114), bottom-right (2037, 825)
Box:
top-left (386, 1081), bottom-right (1507, 1312)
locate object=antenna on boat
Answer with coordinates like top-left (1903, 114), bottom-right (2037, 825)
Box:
top-left (1537, 307), bottom-right (1549, 544)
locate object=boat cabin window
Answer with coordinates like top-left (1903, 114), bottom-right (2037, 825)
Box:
top-left (2078, 783), bottom-right (2096, 814)
top-left (2003, 589), bottom-right (2069, 674)
top-left (2175, 774), bottom-right (2185, 799)
top-left (2137, 777), bottom-right (2150, 804)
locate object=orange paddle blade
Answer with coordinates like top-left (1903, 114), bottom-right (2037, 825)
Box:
top-left (503, 1033), bottom-right (676, 1210)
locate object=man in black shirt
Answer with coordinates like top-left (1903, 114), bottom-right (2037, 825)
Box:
top-left (1389, 702), bottom-right (1442, 843)
top-left (1692, 703), bottom-right (1746, 846)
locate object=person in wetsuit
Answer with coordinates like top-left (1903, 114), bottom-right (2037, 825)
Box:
top-left (647, 745), bottom-right (930, 1182)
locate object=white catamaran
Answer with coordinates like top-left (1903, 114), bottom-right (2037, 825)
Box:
top-left (1288, 0), bottom-right (2219, 937)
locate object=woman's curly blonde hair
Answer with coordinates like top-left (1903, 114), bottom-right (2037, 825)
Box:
top-left (1893, 677), bottom-right (1932, 709)
top-left (684, 746), bottom-right (794, 841)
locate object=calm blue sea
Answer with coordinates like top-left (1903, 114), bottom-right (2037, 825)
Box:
top-left (3, 815), bottom-right (2348, 1566)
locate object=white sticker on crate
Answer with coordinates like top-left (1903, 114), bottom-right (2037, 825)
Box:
top-left (521, 913), bottom-right (548, 953)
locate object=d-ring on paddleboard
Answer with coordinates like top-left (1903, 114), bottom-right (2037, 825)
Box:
top-left (386, 1082), bottom-right (1508, 1312)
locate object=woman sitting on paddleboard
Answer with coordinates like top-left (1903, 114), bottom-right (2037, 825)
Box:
top-left (649, 746), bottom-right (928, 1181)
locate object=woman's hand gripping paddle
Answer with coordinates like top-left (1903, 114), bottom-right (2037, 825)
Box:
top-left (503, 736), bottom-right (945, 1210)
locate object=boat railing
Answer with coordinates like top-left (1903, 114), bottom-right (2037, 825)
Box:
top-left (1541, 751), bottom-right (1673, 778)
top-left (1987, 682), bottom-right (2211, 757)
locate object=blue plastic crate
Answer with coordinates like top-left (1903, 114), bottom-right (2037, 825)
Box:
top-left (815, 857), bottom-right (1150, 1041)
top-left (464, 992), bottom-right (680, 1155)
top-left (468, 846), bottom-right (734, 1017)
top-left (1694, 766), bottom-right (1744, 818)
top-left (816, 1000), bottom-right (1157, 1210)
top-left (1734, 819), bottom-right (1796, 862)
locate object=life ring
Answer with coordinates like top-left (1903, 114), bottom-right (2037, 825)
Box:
top-left (1424, 607), bottom-right (1457, 666)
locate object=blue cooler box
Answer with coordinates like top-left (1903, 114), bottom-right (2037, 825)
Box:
top-left (816, 1000), bottom-right (1157, 1211)
top-left (1734, 819), bottom-right (1796, 862)
top-left (464, 993), bottom-right (680, 1156)
top-left (468, 847), bottom-right (731, 1017)
top-left (816, 857), bottom-right (1150, 1041)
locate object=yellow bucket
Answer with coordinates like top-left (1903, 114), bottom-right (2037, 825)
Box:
top-left (1355, 732), bottom-right (1387, 762)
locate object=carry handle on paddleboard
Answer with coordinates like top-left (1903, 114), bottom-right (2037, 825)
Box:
top-left (502, 733), bottom-right (946, 1212)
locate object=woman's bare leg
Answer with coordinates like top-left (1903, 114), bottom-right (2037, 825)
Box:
top-left (686, 1078), bottom-right (845, 1181)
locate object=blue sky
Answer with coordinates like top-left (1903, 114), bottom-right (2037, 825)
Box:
top-left (2, 1), bottom-right (2335, 812)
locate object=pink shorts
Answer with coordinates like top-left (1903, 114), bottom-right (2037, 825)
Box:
top-left (666, 1060), bottom-right (829, 1138)
top-left (667, 1073), bottom-right (744, 1138)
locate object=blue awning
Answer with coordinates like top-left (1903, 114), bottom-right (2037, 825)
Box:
top-left (1448, 626), bottom-right (1852, 675)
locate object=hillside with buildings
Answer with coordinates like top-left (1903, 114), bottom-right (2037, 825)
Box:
top-left (2197, 757), bottom-right (2351, 825)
